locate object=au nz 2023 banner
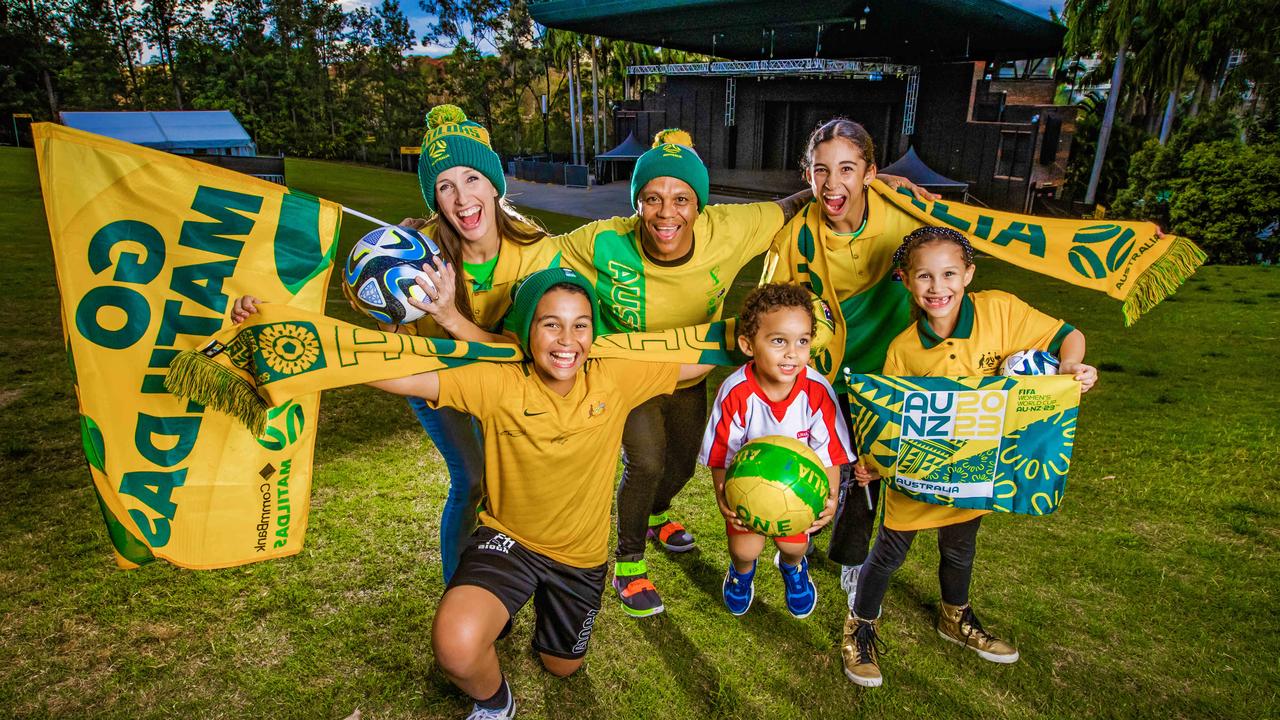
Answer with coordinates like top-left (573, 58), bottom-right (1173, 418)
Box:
top-left (847, 374), bottom-right (1081, 515)
top-left (35, 123), bottom-right (342, 569)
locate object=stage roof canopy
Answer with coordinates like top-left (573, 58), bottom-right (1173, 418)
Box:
top-left (530, 0), bottom-right (1064, 63)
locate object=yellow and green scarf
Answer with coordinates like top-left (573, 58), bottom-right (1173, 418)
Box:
top-left (773, 181), bottom-right (1206, 383)
top-left (166, 304), bottom-right (742, 435)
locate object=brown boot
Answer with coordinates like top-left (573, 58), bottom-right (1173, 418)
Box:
top-left (841, 612), bottom-right (886, 687)
top-left (937, 602), bottom-right (1019, 663)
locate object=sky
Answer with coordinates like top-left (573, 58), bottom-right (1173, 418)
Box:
top-left (352, 0), bottom-right (1064, 57)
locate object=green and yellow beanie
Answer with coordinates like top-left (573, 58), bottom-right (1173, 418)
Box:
top-left (503, 268), bottom-right (602, 353)
top-left (417, 105), bottom-right (506, 212)
top-left (630, 129), bottom-right (710, 211)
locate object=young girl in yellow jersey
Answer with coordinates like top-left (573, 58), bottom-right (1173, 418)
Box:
top-left (841, 227), bottom-right (1097, 687)
top-left (244, 268), bottom-right (711, 719)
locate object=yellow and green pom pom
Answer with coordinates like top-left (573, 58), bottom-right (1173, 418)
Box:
top-left (652, 128), bottom-right (694, 149)
top-left (426, 104), bottom-right (468, 129)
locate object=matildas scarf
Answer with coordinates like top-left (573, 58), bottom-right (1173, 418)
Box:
top-left (166, 304), bottom-right (742, 435)
top-left (847, 373), bottom-right (1080, 515)
top-left (766, 180), bottom-right (1205, 384)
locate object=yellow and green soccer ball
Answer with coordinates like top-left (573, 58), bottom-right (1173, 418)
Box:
top-left (725, 436), bottom-right (828, 537)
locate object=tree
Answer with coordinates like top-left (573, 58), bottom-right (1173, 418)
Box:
top-left (60, 0), bottom-right (129, 109)
top-left (141, 0), bottom-right (193, 109)
top-left (2, 0), bottom-right (73, 118)
top-left (1114, 106), bottom-right (1279, 263)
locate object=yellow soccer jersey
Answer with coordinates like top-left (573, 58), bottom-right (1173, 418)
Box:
top-left (434, 358), bottom-right (679, 567)
top-left (553, 202), bottom-right (785, 332)
top-left (881, 289), bottom-right (1074, 531)
top-left (766, 190), bottom-right (919, 301)
top-left (762, 191), bottom-right (921, 385)
top-left (412, 238), bottom-right (562, 338)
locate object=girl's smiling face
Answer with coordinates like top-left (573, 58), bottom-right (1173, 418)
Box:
top-left (806, 137), bottom-right (876, 233)
top-left (528, 288), bottom-right (594, 396)
top-left (903, 240), bottom-right (975, 331)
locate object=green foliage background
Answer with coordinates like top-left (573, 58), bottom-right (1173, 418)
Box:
top-left (1113, 106), bottom-right (1280, 263)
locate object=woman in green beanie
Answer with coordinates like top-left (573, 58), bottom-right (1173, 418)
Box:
top-left (395, 105), bottom-right (563, 584)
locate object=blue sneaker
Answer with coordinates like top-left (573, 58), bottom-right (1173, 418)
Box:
top-left (774, 552), bottom-right (818, 618)
top-left (722, 560), bottom-right (756, 616)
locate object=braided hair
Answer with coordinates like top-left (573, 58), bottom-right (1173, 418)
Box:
top-left (802, 118), bottom-right (876, 171)
top-left (892, 227), bottom-right (975, 271)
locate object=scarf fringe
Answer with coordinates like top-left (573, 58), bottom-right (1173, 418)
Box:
top-left (165, 351), bottom-right (269, 435)
top-left (1121, 235), bottom-right (1208, 326)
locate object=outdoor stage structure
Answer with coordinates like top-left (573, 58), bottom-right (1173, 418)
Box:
top-left (530, 0), bottom-right (1076, 213)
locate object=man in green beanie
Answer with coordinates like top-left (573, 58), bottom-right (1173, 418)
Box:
top-left (549, 129), bottom-right (931, 619)
top-left (547, 129), bottom-right (812, 618)
top-left (369, 267), bottom-right (713, 719)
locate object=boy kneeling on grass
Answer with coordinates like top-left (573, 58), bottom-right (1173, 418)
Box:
top-left (236, 268), bottom-right (713, 720)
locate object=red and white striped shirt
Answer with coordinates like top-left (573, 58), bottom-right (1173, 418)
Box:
top-left (699, 363), bottom-right (853, 469)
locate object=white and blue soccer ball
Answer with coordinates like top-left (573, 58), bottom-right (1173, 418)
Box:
top-left (1000, 349), bottom-right (1059, 376)
top-left (343, 225), bottom-right (441, 325)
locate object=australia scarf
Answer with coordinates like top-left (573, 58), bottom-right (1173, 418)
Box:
top-left (766, 180), bottom-right (1205, 383)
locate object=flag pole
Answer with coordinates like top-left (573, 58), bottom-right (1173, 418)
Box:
top-left (341, 206), bottom-right (391, 227)
top-left (844, 369), bottom-right (876, 511)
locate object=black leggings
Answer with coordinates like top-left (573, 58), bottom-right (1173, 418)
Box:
top-left (854, 516), bottom-right (982, 619)
top-left (614, 379), bottom-right (708, 562)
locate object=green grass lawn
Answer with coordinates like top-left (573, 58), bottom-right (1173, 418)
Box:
top-left (1, 148), bottom-right (1277, 719)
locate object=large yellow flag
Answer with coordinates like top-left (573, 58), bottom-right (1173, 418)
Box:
top-left (34, 123), bottom-right (342, 569)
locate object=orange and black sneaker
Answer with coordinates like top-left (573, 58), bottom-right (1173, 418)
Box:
top-left (646, 513), bottom-right (696, 553)
top-left (612, 559), bottom-right (664, 618)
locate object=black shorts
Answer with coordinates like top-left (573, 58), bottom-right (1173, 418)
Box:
top-left (449, 526), bottom-right (606, 660)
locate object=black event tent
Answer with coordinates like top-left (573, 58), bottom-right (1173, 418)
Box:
top-left (594, 131), bottom-right (650, 183)
top-left (880, 147), bottom-right (969, 195)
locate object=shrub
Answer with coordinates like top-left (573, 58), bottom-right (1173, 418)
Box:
top-left (1113, 107), bottom-right (1280, 264)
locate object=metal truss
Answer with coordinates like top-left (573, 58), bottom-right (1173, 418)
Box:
top-left (902, 70), bottom-right (920, 136)
top-left (724, 77), bottom-right (737, 127)
top-left (627, 58), bottom-right (917, 79)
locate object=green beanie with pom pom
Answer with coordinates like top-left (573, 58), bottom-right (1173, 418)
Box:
top-left (418, 104), bottom-right (506, 213)
top-left (631, 128), bottom-right (709, 212)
